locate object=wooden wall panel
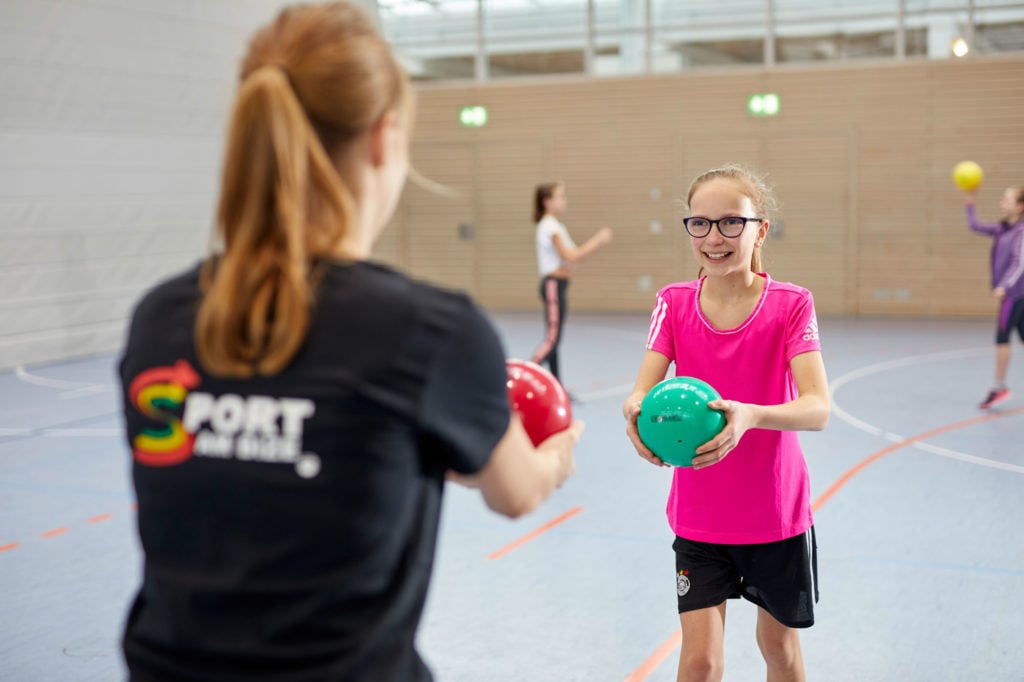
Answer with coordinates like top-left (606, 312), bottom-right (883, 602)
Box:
top-left (397, 143), bottom-right (477, 292)
top-left (763, 134), bottom-right (851, 315)
top-left (385, 55), bottom-right (1024, 317)
top-left (476, 141), bottom-right (547, 307)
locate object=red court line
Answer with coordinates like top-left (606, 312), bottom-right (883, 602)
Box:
top-left (487, 506), bottom-right (583, 560)
top-left (2, 503), bottom-right (135, 554)
top-left (812, 406), bottom-right (1024, 512)
top-left (624, 629), bottom-right (682, 682)
top-left (626, 406), bottom-right (1024, 681)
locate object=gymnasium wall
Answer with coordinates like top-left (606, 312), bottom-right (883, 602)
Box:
top-left (384, 55), bottom-right (1024, 317)
top-left (0, 0), bottom-right (379, 371)
top-left (2, 0), bottom-right (1021, 370)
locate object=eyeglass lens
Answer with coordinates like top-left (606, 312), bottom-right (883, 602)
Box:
top-left (685, 217), bottom-right (748, 237)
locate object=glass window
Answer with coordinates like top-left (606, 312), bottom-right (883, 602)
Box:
top-left (486, 1), bottom-right (588, 78)
top-left (975, 0), bottom-right (1024, 56)
top-left (652, 0), bottom-right (766, 70)
top-left (378, 0), bottom-right (479, 81)
top-left (376, 1), bottom-right (1024, 82)
top-left (593, 0), bottom-right (652, 76)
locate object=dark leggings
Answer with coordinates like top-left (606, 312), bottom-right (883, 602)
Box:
top-left (995, 297), bottom-right (1024, 344)
top-left (531, 276), bottom-right (568, 382)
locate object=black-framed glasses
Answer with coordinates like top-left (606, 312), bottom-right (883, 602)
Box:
top-left (683, 216), bottom-right (762, 238)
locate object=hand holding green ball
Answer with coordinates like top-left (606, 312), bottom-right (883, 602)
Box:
top-left (637, 376), bottom-right (727, 467)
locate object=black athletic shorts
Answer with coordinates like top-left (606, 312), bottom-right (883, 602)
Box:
top-left (673, 527), bottom-right (818, 629)
top-left (995, 297), bottom-right (1024, 345)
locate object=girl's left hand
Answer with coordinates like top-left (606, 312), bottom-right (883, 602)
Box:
top-left (690, 399), bottom-right (754, 470)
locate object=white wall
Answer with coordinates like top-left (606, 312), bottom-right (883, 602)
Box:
top-left (0, 0), bottom-right (379, 370)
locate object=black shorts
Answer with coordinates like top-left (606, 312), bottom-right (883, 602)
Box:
top-left (673, 527), bottom-right (818, 629)
top-left (995, 297), bottom-right (1024, 344)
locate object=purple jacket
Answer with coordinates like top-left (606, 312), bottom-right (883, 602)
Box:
top-left (966, 204), bottom-right (1024, 300)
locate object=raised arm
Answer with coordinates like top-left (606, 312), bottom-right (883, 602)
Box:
top-left (552, 227), bottom-right (613, 264)
top-left (965, 195), bottom-right (1001, 236)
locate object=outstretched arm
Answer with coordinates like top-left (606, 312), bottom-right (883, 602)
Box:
top-left (553, 227), bottom-right (613, 264)
top-left (448, 413), bottom-right (582, 518)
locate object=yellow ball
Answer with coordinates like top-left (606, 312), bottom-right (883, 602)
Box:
top-left (953, 161), bottom-right (983, 192)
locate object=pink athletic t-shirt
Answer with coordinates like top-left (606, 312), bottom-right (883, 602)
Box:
top-left (646, 274), bottom-right (821, 545)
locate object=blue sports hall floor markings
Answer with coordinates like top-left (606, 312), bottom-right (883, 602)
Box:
top-left (14, 364), bottom-right (115, 400)
top-left (829, 345), bottom-right (1024, 474)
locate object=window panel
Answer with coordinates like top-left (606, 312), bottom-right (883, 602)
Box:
top-left (377, 1), bottom-right (1024, 82)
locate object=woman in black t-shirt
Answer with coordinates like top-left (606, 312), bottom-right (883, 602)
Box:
top-left (119, 4), bottom-right (581, 681)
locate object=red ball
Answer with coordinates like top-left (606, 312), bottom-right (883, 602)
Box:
top-left (505, 359), bottom-right (573, 446)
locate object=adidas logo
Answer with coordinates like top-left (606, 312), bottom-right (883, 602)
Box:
top-left (803, 318), bottom-right (819, 341)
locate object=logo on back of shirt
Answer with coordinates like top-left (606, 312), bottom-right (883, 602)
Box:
top-left (803, 316), bottom-right (819, 341)
top-left (129, 360), bottom-right (201, 467)
top-left (129, 360), bottom-right (321, 478)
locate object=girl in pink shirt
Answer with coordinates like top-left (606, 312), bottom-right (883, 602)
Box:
top-left (623, 165), bottom-right (830, 682)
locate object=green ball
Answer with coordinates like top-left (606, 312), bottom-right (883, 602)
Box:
top-left (638, 376), bottom-right (726, 467)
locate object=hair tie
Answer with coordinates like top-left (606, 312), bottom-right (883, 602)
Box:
top-left (254, 63), bottom-right (294, 90)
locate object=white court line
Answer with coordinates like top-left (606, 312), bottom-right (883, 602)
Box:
top-left (830, 346), bottom-right (1024, 474)
top-left (59, 385), bottom-right (114, 400)
top-left (0, 427), bottom-right (120, 438)
top-left (15, 365), bottom-right (113, 400)
top-left (576, 383), bottom-right (634, 402)
top-left (15, 365), bottom-right (92, 390)
top-left (912, 440), bottom-right (1024, 474)
top-left (574, 324), bottom-right (647, 342)
top-left (43, 428), bottom-right (121, 437)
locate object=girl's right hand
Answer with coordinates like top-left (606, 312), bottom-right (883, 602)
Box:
top-left (624, 401), bottom-right (668, 467)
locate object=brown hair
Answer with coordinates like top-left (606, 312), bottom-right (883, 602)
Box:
top-left (686, 164), bottom-right (777, 275)
top-left (533, 182), bottom-right (562, 223)
top-left (196, 2), bottom-right (409, 377)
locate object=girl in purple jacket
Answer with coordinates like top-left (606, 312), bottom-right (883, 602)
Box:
top-left (966, 185), bottom-right (1024, 409)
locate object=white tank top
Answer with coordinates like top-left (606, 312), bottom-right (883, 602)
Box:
top-left (535, 215), bottom-right (576, 277)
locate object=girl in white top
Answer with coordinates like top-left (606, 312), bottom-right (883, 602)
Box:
top-left (530, 181), bottom-right (613, 383)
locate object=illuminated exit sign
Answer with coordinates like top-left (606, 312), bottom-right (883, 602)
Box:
top-left (747, 93), bottom-right (780, 116)
top-left (459, 105), bottom-right (488, 127)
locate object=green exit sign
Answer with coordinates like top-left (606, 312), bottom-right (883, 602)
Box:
top-left (747, 93), bottom-right (780, 116)
top-left (459, 105), bottom-right (488, 127)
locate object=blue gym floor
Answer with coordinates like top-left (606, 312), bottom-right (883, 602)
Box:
top-left (2, 312), bottom-right (1022, 681)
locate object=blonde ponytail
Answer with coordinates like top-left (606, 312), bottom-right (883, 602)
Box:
top-left (195, 3), bottom-right (405, 378)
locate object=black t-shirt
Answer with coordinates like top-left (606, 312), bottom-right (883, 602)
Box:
top-left (119, 260), bottom-right (510, 681)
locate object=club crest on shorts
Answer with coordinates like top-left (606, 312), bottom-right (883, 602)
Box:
top-left (676, 570), bottom-right (691, 596)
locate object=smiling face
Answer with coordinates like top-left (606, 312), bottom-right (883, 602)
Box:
top-left (687, 177), bottom-right (768, 277)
